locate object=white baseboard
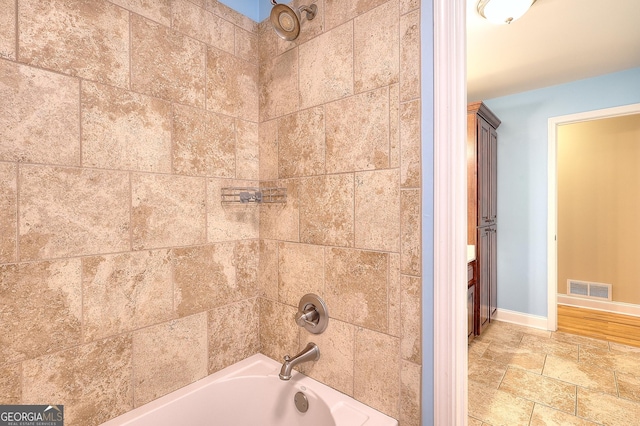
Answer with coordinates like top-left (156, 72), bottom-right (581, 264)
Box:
top-left (557, 295), bottom-right (640, 318)
top-left (494, 309), bottom-right (549, 330)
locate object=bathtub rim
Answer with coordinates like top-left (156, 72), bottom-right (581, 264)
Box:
top-left (99, 353), bottom-right (398, 426)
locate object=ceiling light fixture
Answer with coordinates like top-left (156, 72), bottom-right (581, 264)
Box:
top-left (477, 0), bottom-right (537, 25)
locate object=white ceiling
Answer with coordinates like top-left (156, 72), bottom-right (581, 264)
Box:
top-left (467, 0), bottom-right (640, 102)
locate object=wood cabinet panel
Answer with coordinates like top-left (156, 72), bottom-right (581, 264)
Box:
top-left (468, 101), bottom-right (500, 336)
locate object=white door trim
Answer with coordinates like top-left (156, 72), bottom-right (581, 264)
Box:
top-left (547, 102), bottom-right (640, 331)
top-left (433, 0), bottom-right (468, 424)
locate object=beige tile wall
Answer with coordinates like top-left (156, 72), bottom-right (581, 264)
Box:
top-left (257, 0), bottom-right (422, 424)
top-left (0, 1), bottom-right (261, 425)
top-left (0, 0), bottom-right (421, 425)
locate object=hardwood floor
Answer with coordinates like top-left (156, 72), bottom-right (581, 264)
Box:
top-left (558, 304), bottom-right (640, 348)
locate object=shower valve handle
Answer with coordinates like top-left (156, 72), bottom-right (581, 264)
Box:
top-left (296, 305), bottom-right (320, 328)
top-left (295, 294), bottom-right (329, 334)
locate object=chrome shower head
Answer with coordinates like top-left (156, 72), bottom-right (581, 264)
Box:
top-left (270, 1), bottom-right (317, 41)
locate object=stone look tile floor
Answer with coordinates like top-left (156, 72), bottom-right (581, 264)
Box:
top-left (468, 320), bottom-right (640, 425)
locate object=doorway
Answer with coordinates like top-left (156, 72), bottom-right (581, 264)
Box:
top-left (547, 103), bottom-right (640, 330)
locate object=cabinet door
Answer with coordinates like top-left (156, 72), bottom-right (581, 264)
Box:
top-left (477, 118), bottom-right (493, 227)
top-left (489, 127), bottom-right (498, 223)
top-left (468, 284), bottom-right (475, 341)
top-left (477, 227), bottom-right (490, 331)
top-left (490, 227), bottom-right (497, 319)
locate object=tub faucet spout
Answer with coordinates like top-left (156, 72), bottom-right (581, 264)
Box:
top-left (279, 342), bottom-right (320, 381)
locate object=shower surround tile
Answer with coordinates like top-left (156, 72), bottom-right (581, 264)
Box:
top-left (259, 298), bottom-right (299, 361)
top-left (172, 104), bottom-right (235, 178)
top-left (325, 248), bottom-right (389, 332)
top-left (401, 274), bottom-right (421, 363)
top-left (390, 84), bottom-right (400, 167)
top-left (324, 0), bottom-right (389, 30)
top-left (258, 20), bottom-right (280, 67)
top-left (388, 253), bottom-right (402, 336)
top-left (0, 364), bottom-right (20, 404)
top-left (259, 47), bottom-right (299, 121)
top-left (133, 314), bottom-right (208, 406)
top-left (353, 0), bottom-right (399, 94)
top-left (82, 250), bottom-right (174, 342)
top-left (171, 0), bottom-right (234, 54)
top-left (0, 163), bottom-right (16, 263)
top-left (206, 47), bottom-right (259, 122)
top-left (401, 189), bottom-right (421, 275)
top-left (259, 120), bottom-right (278, 180)
top-left (22, 335), bottom-right (133, 426)
top-left (18, 0), bottom-right (129, 88)
top-left (0, 61), bottom-right (79, 165)
top-left (131, 14), bottom-right (205, 107)
top-left (0, 0), bottom-right (15, 59)
top-left (235, 27), bottom-right (259, 64)
top-left (277, 107), bottom-right (326, 178)
top-left (173, 241), bottom-right (258, 317)
top-left (299, 22), bottom-right (354, 109)
top-left (19, 165), bottom-right (130, 260)
top-left (400, 0), bottom-right (420, 14)
top-left (208, 298), bottom-right (260, 373)
top-left (299, 174), bottom-right (354, 247)
top-left (258, 240), bottom-right (278, 300)
top-left (109, 0), bottom-right (171, 26)
top-left (400, 9), bottom-right (420, 101)
top-left (354, 327), bottom-right (400, 418)
top-left (204, 0), bottom-right (258, 33)
top-left (259, 179), bottom-right (300, 242)
top-left (81, 81), bottom-right (172, 173)
top-left (401, 361), bottom-right (422, 426)
top-left (0, 260), bottom-right (81, 364)
top-left (131, 173), bottom-right (206, 250)
top-left (278, 242), bottom-right (324, 307)
top-left (299, 318), bottom-right (355, 396)
top-left (325, 88), bottom-right (390, 173)
top-left (354, 169), bottom-right (400, 252)
top-left (236, 120), bottom-right (259, 180)
top-left (206, 178), bottom-right (259, 242)
top-left (400, 99), bottom-right (421, 188)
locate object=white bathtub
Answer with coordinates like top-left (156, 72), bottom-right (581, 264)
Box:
top-left (101, 354), bottom-right (398, 426)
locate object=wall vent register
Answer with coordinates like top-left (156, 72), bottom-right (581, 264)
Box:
top-left (567, 279), bottom-right (612, 301)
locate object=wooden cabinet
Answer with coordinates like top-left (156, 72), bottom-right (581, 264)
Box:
top-left (477, 226), bottom-right (497, 333)
top-left (468, 102), bottom-right (500, 336)
top-left (478, 119), bottom-right (498, 226)
top-left (468, 261), bottom-right (476, 342)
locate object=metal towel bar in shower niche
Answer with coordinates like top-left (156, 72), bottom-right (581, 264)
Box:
top-left (221, 187), bottom-right (287, 204)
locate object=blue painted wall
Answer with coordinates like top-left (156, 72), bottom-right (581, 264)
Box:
top-left (485, 67), bottom-right (640, 317)
top-left (217, 0), bottom-right (266, 22)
